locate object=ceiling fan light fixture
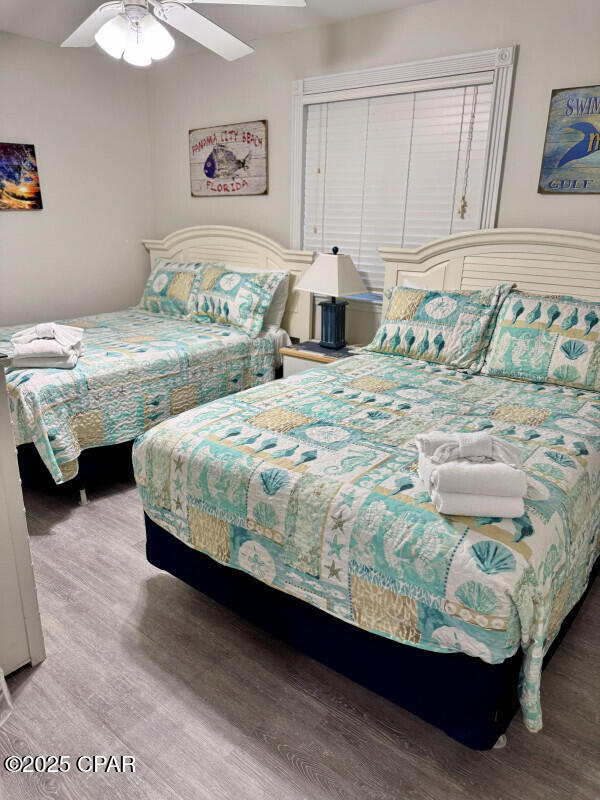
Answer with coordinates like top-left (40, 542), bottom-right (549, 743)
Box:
top-left (123, 39), bottom-right (153, 67)
top-left (94, 13), bottom-right (130, 59)
top-left (64, 0), bottom-right (302, 63)
top-left (138, 14), bottom-right (175, 60)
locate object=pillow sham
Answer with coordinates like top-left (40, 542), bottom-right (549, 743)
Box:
top-left (227, 265), bottom-right (290, 329)
top-left (483, 291), bottom-right (600, 390)
top-left (193, 265), bottom-right (288, 336)
top-left (365, 283), bottom-right (514, 370)
top-left (139, 258), bottom-right (202, 318)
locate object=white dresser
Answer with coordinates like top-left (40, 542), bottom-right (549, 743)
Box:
top-left (0, 356), bottom-right (45, 675)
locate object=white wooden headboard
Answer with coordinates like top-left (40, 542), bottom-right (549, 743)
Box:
top-left (380, 228), bottom-right (600, 315)
top-left (143, 226), bottom-right (314, 341)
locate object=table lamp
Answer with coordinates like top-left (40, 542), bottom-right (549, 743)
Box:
top-left (296, 247), bottom-right (366, 349)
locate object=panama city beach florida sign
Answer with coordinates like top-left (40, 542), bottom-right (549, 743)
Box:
top-left (189, 120), bottom-right (268, 197)
top-left (539, 86), bottom-right (600, 194)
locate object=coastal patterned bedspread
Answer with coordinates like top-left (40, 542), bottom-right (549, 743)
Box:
top-left (1, 310), bottom-right (277, 483)
top-left (133, 352), bottom-right (600, 732)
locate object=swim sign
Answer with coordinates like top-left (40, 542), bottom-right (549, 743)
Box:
top-left (539, 86), bottom-right (600, 194)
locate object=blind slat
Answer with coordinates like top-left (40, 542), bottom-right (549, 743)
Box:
top-left (303, 83), bottom-right (493, 291)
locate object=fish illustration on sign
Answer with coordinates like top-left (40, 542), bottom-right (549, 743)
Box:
top-left (189, 120), bottom-right (268, 197)
top-left (204, 144), bottom-right (252, 179)
top-left (557, 122), bottom-right (600, 167)
top-left (539, 86), bottom-right (600, 194)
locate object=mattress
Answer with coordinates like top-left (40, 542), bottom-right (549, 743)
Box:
top-left (133, 352), bottom-right (600, 733)
top-left (1, 309), bottom-right (283, 483)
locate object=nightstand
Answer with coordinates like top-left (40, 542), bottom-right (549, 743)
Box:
top-left (280, 340), bottom-right (363, 378)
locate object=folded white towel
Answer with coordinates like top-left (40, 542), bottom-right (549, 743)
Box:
top-left (13, 339), bottom-right (70, 359)
top-left (430, 459), bottom-right (528, 497)
top-left (456, 431), bottom-right (493, 460)
top-left (10, 353), bottom-right (80, 369)
top-left (415, 431), bottom-right (521, 463)
top-left (431, 490), bottom-right (524, 519)
top-left (11, 322), bottom-right (84, 349)
top-left (11, 323), bottom-right (83, 369)
top-left (430, 433), bottom-right (522, 468)
top-left (415, 431), bottom-right (527, 516)
top-left (416, 432), bottom-right (525, 485)
top-left (415, 432), bottom-right (458, 458)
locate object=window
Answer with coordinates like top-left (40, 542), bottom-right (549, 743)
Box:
top-left (291, 48), bottom-right (516, 294)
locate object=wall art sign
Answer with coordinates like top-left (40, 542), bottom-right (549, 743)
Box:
top-left (189, 120), bottom-right (268, 197)
top-left (539, 85), bottom-right (600, 194)
top-left (0, 143), bottom-right (43, 210)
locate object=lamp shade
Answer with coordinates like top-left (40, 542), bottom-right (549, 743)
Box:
top-left (296, 250), bottom-right (366, 298)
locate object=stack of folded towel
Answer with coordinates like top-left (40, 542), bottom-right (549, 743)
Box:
top-left (10, 323), bottom-right (84, 369)
top-left (415, 431), bottom-right (527, 518)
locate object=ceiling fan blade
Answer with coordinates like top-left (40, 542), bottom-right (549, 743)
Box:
top-left (61, 3), bottom-right (122, 47)
top-left (156, 4), bottom-right (254, 60)
top-left (186, 1), bottom-right (306, 6)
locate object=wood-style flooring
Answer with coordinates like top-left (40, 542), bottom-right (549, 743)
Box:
top-left (0, 472), bottom-right (598, 800)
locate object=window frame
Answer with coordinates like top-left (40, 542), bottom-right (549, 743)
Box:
top-left (289, 47), bottom-right (517, 265)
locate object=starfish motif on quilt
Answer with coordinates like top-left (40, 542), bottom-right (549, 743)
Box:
top-left (328, 534), bottom-right (344, 558)
top-left (330, 509), bottom-right (351, 531)
top-left (326, 560), bottom-right (342, 581)
top-left (174, 455), bottom-right (184, 472)
top-left (174, 496), bottom-right (183, 511)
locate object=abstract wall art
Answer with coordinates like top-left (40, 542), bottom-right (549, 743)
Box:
top-left (0, 143), bottom-right (43, 210)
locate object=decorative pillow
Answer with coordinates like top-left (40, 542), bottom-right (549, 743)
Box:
top-left (366, 283), bottom-right (514, 370)
top-left (193, 265), bottom-right (288, 336)
top-left (139, 259), bottom-right (202, 318)
top-left (483, 291), bottom-right (600, 390)
top-left (227, 265), bottom-right (290, 329)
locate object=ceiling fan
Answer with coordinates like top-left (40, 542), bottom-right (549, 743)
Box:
top-left (61, 0), bottom-right (306, 66)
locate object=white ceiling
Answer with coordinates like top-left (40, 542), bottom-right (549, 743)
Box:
top-left (0, 1), bottom-right (436, 57)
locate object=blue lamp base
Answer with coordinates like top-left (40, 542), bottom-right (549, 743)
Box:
top-left (319, 299), bottom-right (348, 349)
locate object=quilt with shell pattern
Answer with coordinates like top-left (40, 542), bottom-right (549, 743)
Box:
top-left (133, 352), bottom-right (600, 733)
top-left (1, 310), bottom-right (278, 484)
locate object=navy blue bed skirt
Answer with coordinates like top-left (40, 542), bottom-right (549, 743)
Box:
top-left (144, 514), bottom-right (597, 750)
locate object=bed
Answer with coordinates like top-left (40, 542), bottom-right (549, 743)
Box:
top-left (132, 228), bottom-right (600, 749)
top-left (0, 226), bottom-right (313, 484)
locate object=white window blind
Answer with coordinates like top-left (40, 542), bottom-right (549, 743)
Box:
top-left (303, 83), bottom-right (493, 292)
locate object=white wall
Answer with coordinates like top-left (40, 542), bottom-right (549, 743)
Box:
top-left (0, 33), bottom-right (153, 326)
top-left (3, 0), bottom-right (600, 333)
top-left (149, 0), bottom-right (600, 244)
